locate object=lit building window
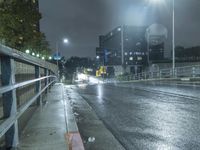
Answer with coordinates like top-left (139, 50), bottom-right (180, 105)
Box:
top-left (137, 57), bottom-right (142, 61)
top-left (129, 57), bottom-right (133, 61)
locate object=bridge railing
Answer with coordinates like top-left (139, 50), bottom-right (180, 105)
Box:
top-left (0, 44), bottom-right (57, 148)
top-left (115, 65), bottom-right (200, 82)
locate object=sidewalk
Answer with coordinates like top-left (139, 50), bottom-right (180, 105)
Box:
top-left (66, 85), bottom-right (125, 150)
top-left (18, 83), bottom-right (68, 150)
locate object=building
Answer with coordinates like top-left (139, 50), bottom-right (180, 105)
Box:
top-left (146, 24), bottom-right (168, 62)
top-left (96, 25), bottom-right (148, 76)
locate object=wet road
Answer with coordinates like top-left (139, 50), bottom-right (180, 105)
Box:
top-left (75, 80), bottom-right (200, 150)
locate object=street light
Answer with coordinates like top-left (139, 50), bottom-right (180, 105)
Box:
top-left (49, 56), bottom-right (52, 60)
top-left (25, 49), bottom-right (30, 54)
top-left (32, 52), bottom-right (35, 56)
top-left (149, 0), bottom-right (163, 4)
top-left (63, 38), bottom-right (69, 44)
top-left (172, 0), bottom-right (175, 77)
top-left (150, 0), bottom-right (175, 77)
top-left (55, 38), bottom-right (69, 80)
top-left (56, 38), bottom-right (69, 66)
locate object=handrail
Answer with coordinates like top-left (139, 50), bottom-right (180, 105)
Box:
top-left (0, 45), bottom-right (58, 148)
top-left (0, 44), bottom-right (57, 74)
top-left (0, 80), bottom-right (55, 138)
top-left (0, 75), bottom-right (56, 94)
top-left (114, 65), bottom-right (200, 82)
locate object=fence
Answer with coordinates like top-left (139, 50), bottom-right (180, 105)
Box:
top-left (0, 44), bottom-right (57, 149)
top-left (116, 65), bottom-right (200, 81)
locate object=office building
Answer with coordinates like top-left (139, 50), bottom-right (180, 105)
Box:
top-left (96, 25), bottom-right (148, 75)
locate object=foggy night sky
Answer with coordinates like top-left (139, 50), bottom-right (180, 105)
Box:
top-left (39, 0), bottom-right (200, 59)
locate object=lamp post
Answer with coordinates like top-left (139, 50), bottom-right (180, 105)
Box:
top-left (55, 38), bottom-right (68, 80)
top-left (172, 0), bottom-right (175, 77)
top-left (56, 38), bottom-right (68, 67)
top-left (150, 0), bottom-right (175, 77)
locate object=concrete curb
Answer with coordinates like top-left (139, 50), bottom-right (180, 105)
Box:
top-left (61, 84), bottom-right (85, 150)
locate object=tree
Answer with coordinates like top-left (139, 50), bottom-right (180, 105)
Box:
top-left (0, 0), bottom-right (50, 55)
top-left (64, 57), bottom-right (96, 80)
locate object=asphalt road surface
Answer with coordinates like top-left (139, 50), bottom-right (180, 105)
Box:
top-left (74, 80), bottom-right (200, 150)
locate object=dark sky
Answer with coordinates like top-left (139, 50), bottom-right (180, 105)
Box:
top-left (39, 0), bottom-right (200, 59)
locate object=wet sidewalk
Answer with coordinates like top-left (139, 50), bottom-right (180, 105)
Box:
top-left (66, 85), bottom-right (125, 150)
top-left (18, 83), bottom-right (68, 150)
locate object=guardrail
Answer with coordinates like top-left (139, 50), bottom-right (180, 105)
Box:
top-left (116, 65), bottom-right (200, 81)
top-left (0, 44), bottom-right (57, 148)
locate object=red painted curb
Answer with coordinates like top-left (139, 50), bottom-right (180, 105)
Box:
top-left (66, 132), bottom-right (85, 150)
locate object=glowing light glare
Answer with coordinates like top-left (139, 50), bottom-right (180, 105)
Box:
top-left (96, 56), bottom-right (100, 59)
top-left (97, 84), bottom-right (103, 98)
top-left (32, 52), bottom-right (35, 56)
top-left (89, 76), bottom-right (103, 84)
top-left (77, 73), bottom-right (88, 81)
top-left (36, 54), bottom-right (40, 57)
top-left (42, 56), bottom-right (45, 60)
top-left (48, 56), bottom-right (52, 60)
top-left (63, 38), bottom-right (69, 43)
top-left (149, 0), bottom-right (163, 4)
top-left (125, 6), bottom-right (147, 26)
top-left (117, 27), bottom-right (121, 31)
top-left (25, 49), bottom-right (30, 54)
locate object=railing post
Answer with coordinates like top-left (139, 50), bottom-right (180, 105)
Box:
top-left (44, 68), bottom-right (48, 94)
top-left (159, 70), bottom-right (162, 79)
top-left (1, 56), bottom-right (19, 148)
top-left (48, 70), bottom-right (52, 90)
top-left (174, 68), bottom-right (177, 78)
top-left (170, 69), bottom-right (173, 78)
top-left (35, 66), bottom-right (42, 106)
top-left (192, 67), bottom-right (196, 78)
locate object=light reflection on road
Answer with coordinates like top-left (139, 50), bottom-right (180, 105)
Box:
top-left (75, 80), bottom-right (200, 149)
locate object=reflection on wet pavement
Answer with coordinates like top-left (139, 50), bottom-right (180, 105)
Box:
top-left (75, 81), bottom-right (200, 150)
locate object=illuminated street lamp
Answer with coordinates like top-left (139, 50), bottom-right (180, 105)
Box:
top-left (56, 38), bottom-right (69, 66)
top-left (150, 0), bottom-right (175, 77)
top-left (42, 56), bottom-right (45, 60)
top-left (48, 56), bottom-right (52, 60)
top-left (32, 52), bottom-right (35, 56)
top-left (63, 38), bottom-right (69, 44)
top-left (36, 54), bottom-right (40, 57)
top-left (117, 27), bottom-right (121, 31)
top-left (149, 0), bottom-right (163, 4)
top-left (25, 49), bottom-right (30, 54)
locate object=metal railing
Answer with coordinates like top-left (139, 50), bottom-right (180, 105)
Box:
top-left (0, 44), bottom-right (57, 148)
top-left (116, 65), bottom-right (200, 82)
